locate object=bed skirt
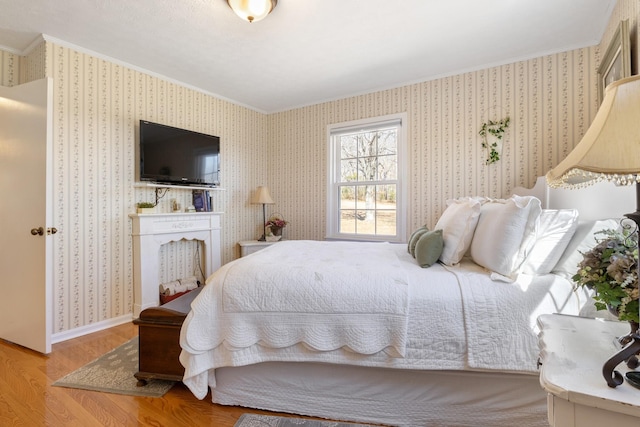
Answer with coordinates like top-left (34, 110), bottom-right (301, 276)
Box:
top-left (211, 362), bottom-right (548, 427)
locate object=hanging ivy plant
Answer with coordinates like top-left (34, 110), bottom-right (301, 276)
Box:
top-left (479, 117), bottom-right (510, 165)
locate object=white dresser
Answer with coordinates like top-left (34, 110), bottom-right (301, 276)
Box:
top-left (538, 314), bottom-right (640, 427)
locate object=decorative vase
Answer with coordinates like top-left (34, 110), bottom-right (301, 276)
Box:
top-left (607, 304), bottom-right (639, 337)
top-left (630, 321), bottom-right (640, 338)
top-left (621, 321), bottom-right (640, 370)
top-left (607, 304), bottom-right (640, 369)
top-left (271, 226), bottom-right (282, 236)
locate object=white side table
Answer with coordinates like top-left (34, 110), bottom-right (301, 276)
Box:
top-left (238, 240), bottom-right (280, 257)
top-left (538, 314), bottom-right (640, 427)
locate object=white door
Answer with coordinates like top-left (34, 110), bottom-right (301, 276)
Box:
top-left (0, 78), bottom-right (53, 354)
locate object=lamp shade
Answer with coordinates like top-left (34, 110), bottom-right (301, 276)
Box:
top-left (546, 74), bottom-right (640, 188)
top-left (253, 186), bottom-right (275, 204)
top-left (545, 75), bottom-right (640, 387)
top-left (227, 0), bottom-right (277, 23)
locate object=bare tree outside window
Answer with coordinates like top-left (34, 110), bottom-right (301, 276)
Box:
top-left (337, 127), bottom-right (398, 236)
top-left (327, 114), bottom-right (406, 242)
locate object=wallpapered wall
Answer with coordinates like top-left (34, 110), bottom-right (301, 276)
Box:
top-left (0, 50), bottom-right (18, 85)
top-left (268, 52), bottom-right (597, 235)
top-left (0, 0), bottom-right (637, 336)
top-left (270, 0), bottom-right (639, 239)
top-left (2, 41), bottom-right (268, 334)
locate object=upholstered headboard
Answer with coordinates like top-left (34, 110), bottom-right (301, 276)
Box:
top-left (513, 176), bottom-right (636, 221)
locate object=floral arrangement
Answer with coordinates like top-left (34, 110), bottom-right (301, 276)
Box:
top-left (266, 215), bottom-right (287, 229)
top-left (572, 228), bottom-right (639, 324)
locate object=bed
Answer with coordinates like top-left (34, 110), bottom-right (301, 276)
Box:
top-left (176, 177), bottom-right (635, 427)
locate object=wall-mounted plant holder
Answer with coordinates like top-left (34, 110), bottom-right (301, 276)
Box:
top-left (479, 116), bottom-right (510, 165)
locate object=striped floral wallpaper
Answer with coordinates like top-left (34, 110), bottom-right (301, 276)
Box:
top-left (0, 49), bottom-right (19, 86)
top-left (268, 0), bottom-right (639, 240)
top-left (3, 41), bottom-right (268, 334)
top-left (0, 0), bottom-right (637, 336)
top-left (267, 50), bottom-right (598, 236)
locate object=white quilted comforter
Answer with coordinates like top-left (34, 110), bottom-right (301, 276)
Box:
top-left (180, 241), bottom-right (585, 400)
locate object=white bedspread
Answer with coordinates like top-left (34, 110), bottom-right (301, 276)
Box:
top-left (180, 243), bottom-right (585, 400)
top-left (220, 240), bottom-right (409, 354)
top-left (447, 262), bottom-right (574, 372)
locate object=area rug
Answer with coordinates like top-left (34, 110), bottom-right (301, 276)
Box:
top-left (234, 414), bottom-right (373, 427)
top-left (53, 336), bottom-right (175, 397)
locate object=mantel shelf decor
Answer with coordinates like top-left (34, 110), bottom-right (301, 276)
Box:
top-left (136, 202), bottom-right (156, 214)
top-left (479, 116), bottom-right (510, 165)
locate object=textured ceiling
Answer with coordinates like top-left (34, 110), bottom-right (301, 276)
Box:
top-left (0, 0), bottom-right (617, 113)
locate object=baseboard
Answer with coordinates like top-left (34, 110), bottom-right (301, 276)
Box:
top-left (51, 314), bottom-right (133, 344)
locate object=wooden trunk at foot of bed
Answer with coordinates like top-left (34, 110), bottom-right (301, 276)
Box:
top-left (132, 287), bottom-right (202, 386)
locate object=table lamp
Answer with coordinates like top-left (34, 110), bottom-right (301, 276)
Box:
top-left (546, 74), bottom-right (640, 387)
top-left (253, 186), bottom-right (275, 241)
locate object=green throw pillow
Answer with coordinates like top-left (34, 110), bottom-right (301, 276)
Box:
top-left (415, 229), bottom-right (444, 268)
top-left (408, 225), bottom-right (429, 257)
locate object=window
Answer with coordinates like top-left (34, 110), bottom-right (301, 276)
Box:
top-left (327, 113), bottom-right (407, 242)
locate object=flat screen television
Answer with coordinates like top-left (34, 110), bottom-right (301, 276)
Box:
top-left (139, 120), bottom-right (220, 187)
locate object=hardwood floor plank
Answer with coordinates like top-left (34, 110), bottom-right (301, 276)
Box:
top-left (0, 348), bottom-right (53, 425)
top-left (0, 322), bottom-right (334, 426)
top-left (0, 389), bottom-right (36, 426)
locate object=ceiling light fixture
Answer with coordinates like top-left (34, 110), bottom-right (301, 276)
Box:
top-left (226, 0), bottom-right (277, 23)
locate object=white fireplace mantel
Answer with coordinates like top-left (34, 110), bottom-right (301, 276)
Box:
top-left (129, 212), bottom-right (222, 317)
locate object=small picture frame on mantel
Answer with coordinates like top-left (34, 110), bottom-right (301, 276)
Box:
top-left (597, 19), bottom-right (631, 105)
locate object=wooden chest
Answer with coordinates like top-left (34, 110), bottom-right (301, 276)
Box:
top-left (133, 286), bottom-right (202, 386)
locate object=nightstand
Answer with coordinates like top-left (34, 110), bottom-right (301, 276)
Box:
top-left (538, 314), bottom-right (640, 427)
top-left (238, 240), bottom-right (279, 257)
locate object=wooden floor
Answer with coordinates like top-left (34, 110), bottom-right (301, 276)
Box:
top-left (0, 322), bottom-right (325, 426)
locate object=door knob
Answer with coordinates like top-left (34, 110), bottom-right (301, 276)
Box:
top-left (47, 227), bottom-right (58, 235)
top-left (30, 227), bottom-right (44, 236)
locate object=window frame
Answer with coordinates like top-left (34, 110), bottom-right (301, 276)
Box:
top-left (326, 113), bottom-right (408, 242)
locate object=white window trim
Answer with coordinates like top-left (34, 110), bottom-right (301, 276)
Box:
top-left (326, 112), bottom-right (408, 242)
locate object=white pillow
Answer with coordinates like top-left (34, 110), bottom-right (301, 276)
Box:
top-left (520, 209), bottom-right (579, 275)
top-left (435, 197), bottom-right (482, 266)
top-left (470, 195), bottom-right (542, 277)
top-left (551, 218), bottom-right (621, 280)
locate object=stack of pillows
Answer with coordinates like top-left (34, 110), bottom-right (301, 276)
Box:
top-left (408, 194), bottom-right (582, 279)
